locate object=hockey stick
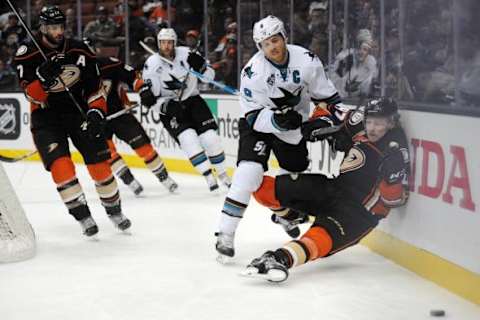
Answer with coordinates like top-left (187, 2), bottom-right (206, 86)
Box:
top-left (106, 103), bottom-right (140, 121)
top-left (0, 150), bottom-right (38, 163)
top-left (5, 0), bottom-right (87, 121)
top-left (0, 104), bottom-right (140, 163)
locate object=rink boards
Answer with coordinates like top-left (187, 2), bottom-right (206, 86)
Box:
top-left (0, 92), bottom-right (479, 305)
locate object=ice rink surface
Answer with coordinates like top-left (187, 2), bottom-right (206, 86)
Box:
top-left (1, 162), bottom-right (479, 320)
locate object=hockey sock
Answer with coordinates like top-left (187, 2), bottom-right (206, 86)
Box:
top-left (87, 162), bottom-right (121, 212)
top-left (199, 130), bottom-right (228, 175)
top-left (135, 144), bottom-right (169, 181)
top-left (282, 226), bottom-right (333, 267)
top-left (51, 157), bottom-right (89, 220)
top-left (218, 161), bottom-right (264, 234)
top-left (178, 129), bottom-right (211, 175)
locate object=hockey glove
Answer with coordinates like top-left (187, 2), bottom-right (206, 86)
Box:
top-left (187, 52), bottom-right (206, 73)
top-left (36, 57), bottom-right (63, 88)
top-left (379, 147), bottom-right (406, 184)
top-left (85, 109), bottom-right (106, 139)
top-left (139, 83), bottom-right (157, 108)
top-left (331, 130), bottom-right (354, 153)
top-left (301, 116), bottom-right (338, 142)
top-left (272, 108), bottom-right (302, 131)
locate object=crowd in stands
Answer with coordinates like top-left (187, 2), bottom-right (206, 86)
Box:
top-left (0, 0), bottom-right (478, 108)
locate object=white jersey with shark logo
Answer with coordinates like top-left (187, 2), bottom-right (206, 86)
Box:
top-left (240, 44), bottom-right (341, 145)
top-left (142, 46), bottom-right (215, 107)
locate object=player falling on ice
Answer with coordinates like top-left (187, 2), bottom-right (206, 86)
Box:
top-left (242, 97), bottom-right (410, 282)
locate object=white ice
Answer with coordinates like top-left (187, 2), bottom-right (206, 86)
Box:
top-left (1, 162), bottom-right (479, 320)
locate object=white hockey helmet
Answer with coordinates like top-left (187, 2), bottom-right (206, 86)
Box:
top-left (253, 15), bottom-right (287, 50)
top-left (157, 28), bottom-right (177, 46)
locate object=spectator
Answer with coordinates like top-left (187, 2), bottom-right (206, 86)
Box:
top-left (0, 58), bottom-right (16, 91)
top-left (83, 6), bottom-right (124, 48)
top-left (185, 29), bottom-right (200, 51)
top-left (308, 1), bottom-right (329, 63)
top-left (148, 1), bottom-right (176, 26)
top-left (331, 33), bottom-right (378, 98)
top-left (291, 4), bottom-right (311, 49)
top-left (64, 8), bottom-right (78, 39)
top-left (2, 14), bottom-right (26, 45)
top-left (211, 33), bottom-right (237, 88)
top-left (211, 19), bottom-right (236, 60)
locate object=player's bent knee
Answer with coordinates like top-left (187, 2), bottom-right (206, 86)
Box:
top-left (232, 161), bottom-right (264, 193)
top-left (87, 161), bottom-right (113, 181)
top-left (135, 143), bottom-right (155, 159)
top-left (300, 226), bottom-right (333, 259)
top-left (253, 176), bottom-right (281, 209)
top-left (50, 156), bottom-right (76, 184)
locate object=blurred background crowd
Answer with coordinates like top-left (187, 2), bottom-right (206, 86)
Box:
top-left (1, 0), bottom-right (479, 112)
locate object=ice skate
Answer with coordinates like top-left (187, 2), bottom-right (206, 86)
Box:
top-left (206, 173), bottom-right (219, 192)
top-left (218, 172), bottom-right (232, 188)
top-left (127, 179), bottom-right (144, 196)
top-left (79, 216), bottom-right (99, 237)
top-left (160, 176), bottom-right (179, 193)
top-left (271, 211), bottom-right (308, 238)
top-left (240, 251), bottom-right (289, 282)
top-left (108, 213), bottom-right (132, 232)
top-left (215, 232), bottom-right (234, 263)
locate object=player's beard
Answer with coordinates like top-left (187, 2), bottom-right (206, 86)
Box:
top-left (160, 47), bottom-right (174, 60)
top-left (44, 31), bottom-right (64, 48)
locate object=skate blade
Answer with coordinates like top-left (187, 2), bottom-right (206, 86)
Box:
top-left (85, 234), bottom-right (100, 242)
top-left (216, 254), bottom-right (233, 265)
top-left (119, 229), bottom-right (132, 235)
top-left (240, 267), bottom-right (288, 283)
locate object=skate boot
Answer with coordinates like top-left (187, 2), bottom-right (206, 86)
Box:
top-left (79, 216), bottom-right (99, 237)
top-left (271, 210), bottom-right (308, 238)
top-left (205, 171), bottom-right (219, 192)
top-left (241, 251), bottom-right (289, 282)
top-left (160, 176), bottom-right (179, 193)
top-left (108, 213), bottom-right (132, 231)
top-left (106, 205), bottom-right (131, 231)
top-left (127, 179), bottom-right (144, 196)
top-left (215, 232), bottom-right (234, 263)
top-left (218, 172), bottom-right (232, 188)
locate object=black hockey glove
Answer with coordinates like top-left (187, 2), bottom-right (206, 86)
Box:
top-left (379, 147), bottom-right (406, 184)
top-left (139, 83), bottom-right (157, 108)
top-left (187, 52), bottom-right (206, 73)
top-left (331, 130), bottom-right (354, 153)
top-left (272, 108), bottom-right (302, 131)
top-left (301, 116), bottom-right (338, 142)
top-left (36, 57), bottom-right (63, 88)
top-left (85, 109), bottom-right (106, 139)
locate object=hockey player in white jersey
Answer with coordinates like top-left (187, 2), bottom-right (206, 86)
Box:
top-left (215, 15), bottom-right (342, 260)
top-left (142, 28), bottom-right (231, 191)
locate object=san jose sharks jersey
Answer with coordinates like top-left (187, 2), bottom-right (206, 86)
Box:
top-left (240, 44), bottom-right (341, 145)
top-left (142, 46), bottom-right (215, 106)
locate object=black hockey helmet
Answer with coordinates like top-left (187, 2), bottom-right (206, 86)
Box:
top-left (39, 6), bottom-right (66, 25)
top-left (364, 97), bottom-right (398, 119)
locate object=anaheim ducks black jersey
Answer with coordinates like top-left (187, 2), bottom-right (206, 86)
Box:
top-left (336, 126), bottom-right (409, 218)
top-left (97, 57), bottom-right (143, 115)
top-left (13, 38), bottom-right (103, 113)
